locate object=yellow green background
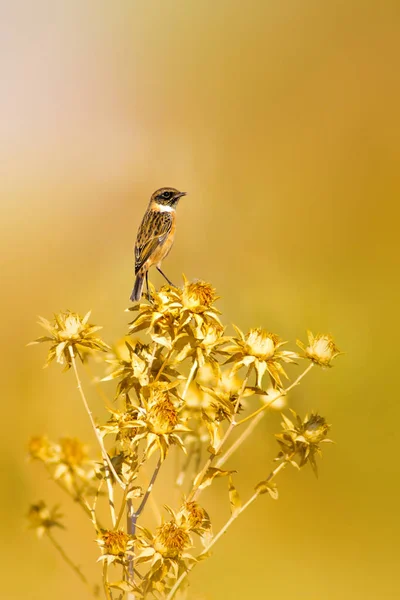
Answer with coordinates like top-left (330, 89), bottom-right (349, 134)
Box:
top-left (1, 1), bottom-right (399, 598)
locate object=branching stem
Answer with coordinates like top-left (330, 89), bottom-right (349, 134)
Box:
top-left (167, 452), bottom-right (294, 600)
top-left (186, 367), bottom-right (252, 502)
top-left (236, 363), bottom-right (314, 427)
top-left (69, 347), bottom-right (125, 495)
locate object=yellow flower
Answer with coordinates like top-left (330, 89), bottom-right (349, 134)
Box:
top-left (275, 410), bottom-right (332, 476)
top-left (303, 414), bottom-right (330, 444)
top-left (177, 501), bottom-right (210, 533)
top-left (59, 437), bottom-right (88, 467)
top-left (148, 394), bottom-right (179, 434)
top-left (27, 501), bottom-right (63, 538)
top-left (182, 279), bottom-right (216, 311)
top-left (114, 385), bottom-right (190, 461)
top-left (97, 530), bottom-right (134, 564)
top-left (245, 328), bottom-right (279, 360)
top-left (223, 326), bottom-right (299, 387)
top-left (297, 331), bottom-right (341, 367)
top-left (29, 310), bottom-right (110, 369)
top-left (53, 437), bottom-right (93, 489)
top-left (28, 436), bottom-right (56, 463)
top-left (154, 522), bottom-right (191, 559)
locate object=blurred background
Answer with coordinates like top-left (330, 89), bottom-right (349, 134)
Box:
top-left (1, 0), bottom-right (399, 598)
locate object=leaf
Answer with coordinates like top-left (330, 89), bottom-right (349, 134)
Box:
top-left (126, 486), bottom-right (143, 500)
top-left (194, 467), bottom-right (235, 491)
top-left (228, 475), bottom-right (242, 517)
top-left (254, 480), bottom-right (279, 500)
top-left (281, 413), bottom-right (294, 430)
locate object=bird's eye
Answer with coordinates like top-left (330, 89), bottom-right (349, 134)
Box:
top-left (162, 191), bottom-right (172, 199)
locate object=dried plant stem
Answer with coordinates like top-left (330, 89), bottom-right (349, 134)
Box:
top-left (182, 359), bottom-right (198, 400)
top-left (69, 347), bottom-right (125, 492)
top-left (154, 348), bottom-right (173, 382)
top-left (105, 468), bottom-right (117, 527)
top-left (168, 454), bottom-right (293, 600)
top-left (115, 485), bottom-right (129, 530)
top-left (216, 366), bottom-right (313, 468)
top-left (102, 561), bottom-right (113, 600)
top-left (46, 530), bottom-right (94, 594)
top-left (127, 458), bottom-right (163, 587)
top-left (216, 410), bottom-right (264, 468)
top-left (236, 363), bottom-right (314, 427)
top-left (187, 368), bottom-right (251, 502)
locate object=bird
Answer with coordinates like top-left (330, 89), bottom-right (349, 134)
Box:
top-left (130, 187), bottom-right (187, 302)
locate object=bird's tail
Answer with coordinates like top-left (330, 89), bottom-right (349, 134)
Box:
top-left (130, 272), bottom-right (145, 302)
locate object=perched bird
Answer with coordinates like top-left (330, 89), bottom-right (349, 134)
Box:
top-left (130, 187), bottom-right (187, 302)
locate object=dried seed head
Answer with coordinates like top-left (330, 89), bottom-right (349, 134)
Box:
top-left (154, 522), bottom-right (191, 558)
top-left (180, 501), bottom-right (207, 530)
top-left (28, 436), bottom-right (55, 462)
top-left (298, 331), bottom-right (341, 367)
top-left (99, 530), bottom-right (131, 556)
top-left (148, 395), bottom-right (179, 435)
top-left (303, 414), bottom-right (330, 443)
top-left (29, 310), bottom-right (109, 368)
top-left (245, 328), bottom-right (280, 360)
top-left (60, 437), bottom-right (87, 467)
top-left (183, 280), bottom-right (216, 310)
top-left (26, 501), bottom-right (63, 537)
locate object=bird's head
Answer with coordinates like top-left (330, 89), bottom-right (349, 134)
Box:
top-left (152, 187), bottom-right (187, 207)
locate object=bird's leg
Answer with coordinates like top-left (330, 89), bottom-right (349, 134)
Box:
top-left (157, 267), bottom-right (176, 288)
top-left (145, 271), bottom-right (151, 302)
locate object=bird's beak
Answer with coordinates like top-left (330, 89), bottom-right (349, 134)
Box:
top-left (177, 191), bottom-right (187, 199)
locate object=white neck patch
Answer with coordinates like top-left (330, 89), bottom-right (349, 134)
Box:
top-left (157, 204), bottom-right (175, 213)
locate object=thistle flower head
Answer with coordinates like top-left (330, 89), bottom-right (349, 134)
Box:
top-left (303, 414), bottom-right (330, 443)
top-left (177, 501), bottom-right (210, 533)
top-left (275, 410), bottom-right (332, 475)
top-left (148, 393), bottom-right (179, 435)
top-left (182, 279), bottom-right (216, 311)
top-left (154, 521), bottom-right (191, 559)
top-left (59, 437), bottom-right (88, 467)
top-left (29, 310), bottom-right (109, 369)
top-left (297, 331), bottom-right (341, 367)
top-left (245, 328), bottom-right (279, 360)
top-left (26, 501), bottom-right (63, 538)
top-left (223, 326), bottom-right (299, 387)
top-left (28, 436), bottom-right (56, 463)
top-left (97, 530), bottom-right (134, 564)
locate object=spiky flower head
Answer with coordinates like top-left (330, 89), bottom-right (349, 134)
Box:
top-left (182, 279), bottom-right (216, 311)
top-left (115, 384), bottom-right (190, 461)
top-left (59, 437), bottom-right (88, 467)
top-left (154, 521), bottom-right (191, 559)
top-left (97, 530), bottom-right (134, 564)
top-left (275, 410), bottom-right (332, 475)
top-left (297, 331), bottom-right (341, 367)
top-left (223, 326), bottom-right (299, 387)
top-left (29, 310), bottom-right (109, 369)
top-left (177, 501), bottom-right (210, 533)
top-left (245, 328), bottom-right (279, 360)
top-left (28, 436), bottom-right (57, 463)
top-left (148, 392), bottom-right (179, 435)
top-left (26, 501), bottom-right (63, 538)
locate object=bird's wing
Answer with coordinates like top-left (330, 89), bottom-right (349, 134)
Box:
top-left (135, 210), bottom-right (173, 273)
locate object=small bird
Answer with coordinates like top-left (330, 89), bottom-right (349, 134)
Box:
top-left (130, 187), bottom-right (187, 302)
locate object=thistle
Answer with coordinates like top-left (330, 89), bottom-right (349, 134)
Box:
top-left (27, 278), bottom-right (341, 599)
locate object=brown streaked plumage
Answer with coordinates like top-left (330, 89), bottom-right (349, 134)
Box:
top-left (130, 187), bottom-right (187, 302)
